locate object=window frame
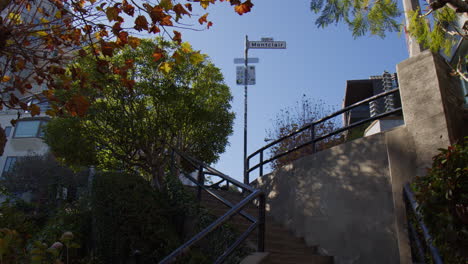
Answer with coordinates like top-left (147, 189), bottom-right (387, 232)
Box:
top-left (13, 120), bottom-right (48, 139)
top-left (4, 126), bottom-right (12, 137)
top-left (3, 156), bottom-right (18, 174)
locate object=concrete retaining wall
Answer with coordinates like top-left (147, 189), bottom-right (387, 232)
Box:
top-left (252, 127), bottom-right (415, 264)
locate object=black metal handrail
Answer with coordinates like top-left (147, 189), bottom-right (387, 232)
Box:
top-left (403, 184), bottom-right (443, 264)
top-left (245, 88), bottom-right (402, 184)
top-left (159, 149), bottom-right (265, 264)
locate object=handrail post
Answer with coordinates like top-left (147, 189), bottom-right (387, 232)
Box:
top-left (259, 150), bottom-right (264, 177)
top-left (244, 157), bottom-right (250, 186)
top-left (310, 123), bottom-right (316, 153)
top-left (258, 193), bottom-right (265, 252)
top-left (197, 165), bottom-right (204, 201)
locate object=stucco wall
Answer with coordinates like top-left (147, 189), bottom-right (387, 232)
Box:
top-left (0, 112), bottom-right (49, 174)
top-left (252, 131), bottom-right (410, 264)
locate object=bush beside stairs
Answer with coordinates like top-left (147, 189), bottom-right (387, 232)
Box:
top-left (199, 189), bottom-right (334, 264)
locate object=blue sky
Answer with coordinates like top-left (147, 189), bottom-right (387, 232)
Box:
top-left (176, 0), bottom-right (409, 182)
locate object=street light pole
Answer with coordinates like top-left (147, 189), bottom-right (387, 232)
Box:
top-left (243, 35), bottom-right (249, 185)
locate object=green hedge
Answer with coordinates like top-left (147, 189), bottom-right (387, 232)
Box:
top-left (92, 172), bottom-right (179, 263)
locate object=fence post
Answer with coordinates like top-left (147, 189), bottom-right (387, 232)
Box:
top-left (197, 165), bottom-right (204, 202)
top-left (310, 123), bottom-right (316, 153)
top-left (259, 150), bottom-right (264, 177)
top-left (258, 193), bottom-right (265, 252)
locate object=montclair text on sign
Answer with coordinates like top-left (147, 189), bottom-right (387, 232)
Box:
top-left (248, 41), bottom-right (286, 49)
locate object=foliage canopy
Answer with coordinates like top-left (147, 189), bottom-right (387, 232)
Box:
top-left (44, 39), bottom-right (235, 189)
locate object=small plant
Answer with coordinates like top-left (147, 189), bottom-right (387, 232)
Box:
top-left (412, 137), bottom-right (468, 263)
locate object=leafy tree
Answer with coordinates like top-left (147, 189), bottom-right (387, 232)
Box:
top-left (0, 0), bottom-right (253, 155)
top-left (310, 0), bottom-right (467, 81)
top-left (266, 95), bottom-right (343, 169)
top-left (45, 39), bottom-right (235, 189)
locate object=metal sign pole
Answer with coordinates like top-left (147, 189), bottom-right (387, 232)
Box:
top-left (243, 35), bottom-right (249, 186)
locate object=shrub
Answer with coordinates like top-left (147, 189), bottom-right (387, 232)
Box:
top-left (412, 137), bottom-right (468, 263)
top-left (92, 171), bottom-right (179, 263)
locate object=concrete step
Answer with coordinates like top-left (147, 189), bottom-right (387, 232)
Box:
top-left (194, 188), bottom-right (334, 263)
top-left (261, 253), bottom-right (334, 264)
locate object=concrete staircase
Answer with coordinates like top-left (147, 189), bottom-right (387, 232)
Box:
top-left (199, 189), bottom-right (334, 264)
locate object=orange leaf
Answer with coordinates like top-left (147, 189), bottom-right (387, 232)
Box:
top-left (117, 31), bottom-right (129, 45)
top-left (185, 3), bottom-right (192, 11)
top-left (128, 37), bottom-right (140, 49)
top-left (234, 0), bottom-right (253, 15)
top-left (149, 26), bottom-right (160, 33)
top-left (30, 104), bottom-right (40, 116)
top-left (1, 76), bottom-right (11, 82)
top-left (134, 16), bottom-right (149, 31)
top-left (152, 51), bottom-right (164, 61)
top-left (173, 31), bottom-right (182, 44)
top-left (207, 21), bottom-right (213, 29)
top-left (198, 13), bottom-right (208, 25)
top-left (160, 15), bottom-right (173, 26)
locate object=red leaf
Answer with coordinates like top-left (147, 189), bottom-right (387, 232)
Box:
top-left (185, 3), bottom-right (192, 12)
top-left (117, 31), bottom-right (129, 46)
top-left (173, 30), bottom-right (182, 44)
top-left (122, 1), bottom-right (135, 16)
top-left (134, 16), bottom-right (149, 31)
top-left (173, 3), bottom-right (190, 18)
top-left (207, 21), bottom-right (213, 29)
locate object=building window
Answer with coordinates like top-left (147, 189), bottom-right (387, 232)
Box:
top-left (3, 157), bottom-right (17, 173)
top-left (4, 126), bottom-right (11, 137)
top-left (13, 120), bottom-right (48, 138)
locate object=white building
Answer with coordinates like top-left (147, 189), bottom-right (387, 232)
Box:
top-left (0, 102), bottom-right (50, 175)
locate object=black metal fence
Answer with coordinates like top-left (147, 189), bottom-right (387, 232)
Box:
top-left (403, 184), bottom-right (443, 264)
top-left (159, 149), bottom-right (265, 264)
top-left (245, 88), bottom-right (402, 184)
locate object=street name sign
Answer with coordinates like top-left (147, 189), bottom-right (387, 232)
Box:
top-left (234, 58), bottom-right (259, 64)
top-left (248, 41), bottom-right (286, 49)
top-left (236, 66), bottom-right (256, 85)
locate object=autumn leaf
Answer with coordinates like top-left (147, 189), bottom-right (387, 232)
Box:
top-left (1, 76), bottom-right (11, 82)
top-left (159, 62), bottom-right (173, 74)
top-left (180, 42), bottom-right (192, 53)
top-left (134, 16), bottom-right (149, 31)
top-left (173, 4), bottom-right (190, 20)
top-left (173, 30), bottom-right (182, 44)
top-left (30, 104), bottom-right (41, 116)
top-left (152, 51), bottom-right (164, 61)
top-left (185, 3), bottom-right (192, 11)
top-left (149, 26), bottom-right (160, 34)
top-left (101, 42), bottom-right (114, 56)
top-left (117, 31), bottom-right (129, 45)
top-left (106, 6), bottom-right (120, 22)
top-left (199, 0), bottom-right (215, 9)
top-left (207, 21), bottom-right (213, 28)
top-left (198, 13), bottom-right (208, 25)
top-left (128, 37), bottom-right (141, 49)
top-left (122, 1), bottom-right (135, 16)
top-left (160, 0), bottom-right (173, 11)
top-left (234, 1), bottom-right (253, 15)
